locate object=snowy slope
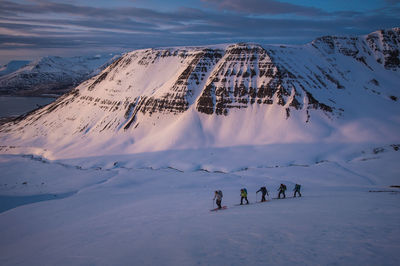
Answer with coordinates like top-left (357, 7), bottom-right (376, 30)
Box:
top-left (0, 28), bottom-right (399, 159)
top-left (0, 54), bottom-right (120, 96)
top-left (0, 143), bottom-right (399, 266)
top-left (0, 28), bottom-right (400, 266)
top-left (0, 60), bottom-right (30, 77)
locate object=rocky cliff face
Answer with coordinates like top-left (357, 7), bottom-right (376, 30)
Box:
top-left (195, 43), bottom-right (333, 119)
top-left (312, 28), bottom-right (400, 70)
top-left (1, 28), bottom-right (399, 158)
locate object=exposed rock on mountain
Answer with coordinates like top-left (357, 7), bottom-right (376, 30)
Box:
top-left (0, 28), bottom-right (399, 158)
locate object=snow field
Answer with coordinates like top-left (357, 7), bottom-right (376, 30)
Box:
top-left (0, 143), bottom-right (399, 265)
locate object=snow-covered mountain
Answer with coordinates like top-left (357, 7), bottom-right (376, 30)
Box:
top-left (0, 54), bottom-right (120, 96)
top-left (0, 28), bottom-right (399, 159)
top-left (0, 60), bottom-right (31, 77)
top-left (1, 29), bottom-right (400, 266)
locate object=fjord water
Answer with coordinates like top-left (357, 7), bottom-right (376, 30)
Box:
top-left (0, 96), bottom-right (56, 118)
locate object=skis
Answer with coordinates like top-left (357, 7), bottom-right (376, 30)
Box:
top-left (272, 196), bottom-right (301, 200)
top-left (209, 196), bottom-right (302, 211)
top-left (210, 206), bottom-right (228, 212)
top-left (255, 200), bottom-right (270, 204)
top-left (234, 203), bottom-right (253, 206)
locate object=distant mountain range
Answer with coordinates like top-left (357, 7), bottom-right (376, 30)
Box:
top-left (0, 28), bottom-right (399, 159)
top-left (0, 60), bottom-right (31, 77)
top-left (0, 54), bottom-right (120, 96)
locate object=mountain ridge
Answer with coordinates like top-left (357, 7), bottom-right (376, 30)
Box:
top-left (0, 28), bottom-right (399, 159)
top-left (0, 60), bottom-right (31, 77)
top-left (0, 54), bottom-right (121, 96)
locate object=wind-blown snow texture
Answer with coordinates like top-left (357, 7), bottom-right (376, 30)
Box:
top-left (1, 29), bottom-right (399, 159)
top-left (0, 54), bottom-right (120, 96)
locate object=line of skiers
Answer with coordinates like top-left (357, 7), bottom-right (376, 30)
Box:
top-left (213, 184), bottom-right (302, 209)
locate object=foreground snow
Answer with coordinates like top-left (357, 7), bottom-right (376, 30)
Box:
top-left (0, 144), bottom-right (399, 266)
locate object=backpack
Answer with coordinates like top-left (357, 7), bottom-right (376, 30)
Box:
top-left (282, 184), bottom-right (287, 191)
top-left (218, 190), bottom-right (223, 197)
top-left (296, 184), bottom-right (301, 190)
top-left (243, 188), bottom-right (247, 194)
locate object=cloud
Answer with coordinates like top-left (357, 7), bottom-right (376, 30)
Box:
top-left (385, 0), bottom-right (400, 4)
top-left (0, 26), bottom-right (39, 37)
top-left (201, 0), bottom-right (327, 16)
top-left (2, 42), bottom-right (33, 47)
top-left (0, 0), bottom-right (399, 64)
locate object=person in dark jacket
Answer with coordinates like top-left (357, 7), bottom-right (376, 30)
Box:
top-left (213, 190), bottom-right (223, 209)
top-left (293, 184), bottom-right (302, 197)
top-left (277, 184), bottom-right (287, 199)
top-left (256, 186), bottom-right (269, 202)
top-left (240, 188), bottom-right (249, 205)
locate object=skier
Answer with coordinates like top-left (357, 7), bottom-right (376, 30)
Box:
top-left (213, 190), bottom-right (223, 209)
top-left (277, 184), bottom-right (287, 199)
top-left (256, 186), bottom-right (269, 202)
top-left (240, 188), bottom-right (249, 205)
top-left (293, 184), bottom-right (302, 197)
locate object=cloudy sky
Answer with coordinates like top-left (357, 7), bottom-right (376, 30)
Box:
top-left (0, 0), bottom-right (399, 64)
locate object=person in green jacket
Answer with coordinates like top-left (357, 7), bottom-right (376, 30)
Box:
top-left (240, 188), bottom-right (249, 205)
top-left (293, 184), bottom-right (302, 197)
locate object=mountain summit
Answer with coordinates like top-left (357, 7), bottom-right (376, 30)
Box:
top-left (0, 54), bottom-right (120, 96)
top-left (1, 28), bottom-right (399, 159)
